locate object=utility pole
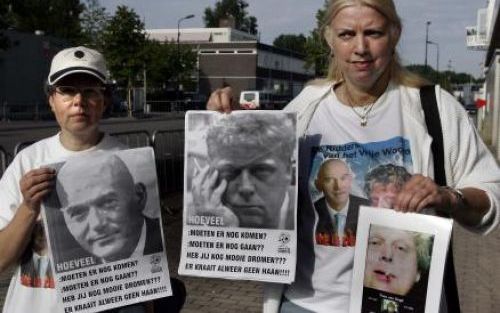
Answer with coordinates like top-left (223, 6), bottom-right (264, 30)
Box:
top-left (425, 21), bottom-right (431, 71)
top-left (176, 14), bottom-right (195, 110)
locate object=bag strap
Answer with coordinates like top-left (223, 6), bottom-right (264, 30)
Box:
top-left (420, 85), bottom-right (446, 186)
top-left (419, 85), bottom-right (461, 313)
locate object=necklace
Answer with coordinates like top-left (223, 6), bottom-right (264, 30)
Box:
top-left (343, 85), bottom-right (377, 127)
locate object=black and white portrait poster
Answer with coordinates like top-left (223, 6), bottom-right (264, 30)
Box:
top-left (178, 111), bottom-right (298, 283)
top-left (349, 206), bottom-right (453, 313)
top-left (41, 147), bottom-right (171, 313)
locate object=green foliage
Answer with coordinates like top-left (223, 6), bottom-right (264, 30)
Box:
top-left (80, 0), bottom-right (109, 49)
top-left (101, 6), bottom-right (147, 88)
top-left (302, 0), bottom-right (329, 76)
top-left (406, 64), bottom-right (479, 91)
top-left (144, 40), bottom-right (197, 89)
top-left (203, 0), bottom-right (258, 34)
top-left (273, 34), bottom-right (307, 55)
top-left (8, 0), bottom-right (84, 44)
top-left (0, 0), bottom-right (10, 50)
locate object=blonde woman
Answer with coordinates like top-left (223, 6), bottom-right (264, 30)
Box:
top-left (207, 0), bottom-right (500, 312)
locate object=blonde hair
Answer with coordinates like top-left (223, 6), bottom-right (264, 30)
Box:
top-left (318, 0), bottom-right (427, 88)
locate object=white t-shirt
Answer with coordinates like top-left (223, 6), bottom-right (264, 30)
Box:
top-left (284, 84), bottom-right (414, 312)
top-left (0, 133), bottom-right (125, 313)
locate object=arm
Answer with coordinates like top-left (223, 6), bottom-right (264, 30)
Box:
top-left (0, 168), bottom-right (55, 273)
top-left (394, 87), bottom-right (498, 231)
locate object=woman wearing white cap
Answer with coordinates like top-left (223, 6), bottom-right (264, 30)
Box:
top-left (0, 47), bottom-right (184, 313)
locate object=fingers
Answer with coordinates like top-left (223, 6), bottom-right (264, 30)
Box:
top-left (20, 167), bottom-right (56, 212)
top-left (207, 86), bottom-right (234, 113)
top-left (192, 166), bottom-right (211, 205)
top-left (211, 178), bottom-right (227, 207)
top-left (393, 175), bottom-right (440, 213)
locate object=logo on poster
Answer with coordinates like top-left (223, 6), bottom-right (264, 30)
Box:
top-left (150, 254), bottom-right (163, 273)
top-left (277, 233), bottom-right (291, 254)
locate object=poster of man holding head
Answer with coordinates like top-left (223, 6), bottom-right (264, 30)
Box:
top-left (349, 206), bottom-right (453, 313)
top-left (41, 147), bottom-right (171, 313)
top-left (179, 111), bottom-right (298, 283)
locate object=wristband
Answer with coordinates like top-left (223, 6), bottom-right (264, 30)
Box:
top-left (441, 186), bottom-right (466, 215)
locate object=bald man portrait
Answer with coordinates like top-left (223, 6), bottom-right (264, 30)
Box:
top-left (314, 159), bottom-right (370, 247)
top-left (45, 152), bottom-right (163, 269)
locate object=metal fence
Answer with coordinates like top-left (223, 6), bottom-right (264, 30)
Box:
top-left (2, 130), bottom-right (185, 212)
top-left (151, 130), bottom-right (185, 197)
top-left (110, 130), bottom-right (152, 148)
top-left (0, 146), bottom-right (6, 178)
top-left (1, 101), bottom-right (54, 121)
top-left (13, 141), bottom-right (36, 156)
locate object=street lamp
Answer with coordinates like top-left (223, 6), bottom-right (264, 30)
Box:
top-left (427, 40), bottom-right (439, 82)
top-left (176, 14), bottom-right (195, 107)
top-left (424, 21), bottom-right (431, 71)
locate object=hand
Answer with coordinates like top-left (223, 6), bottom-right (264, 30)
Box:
top-left (207, 86), bottom-right (236, 113)
top-left (19, 168), bottom-right (55, 214)
top-left (191, 165), bottom-right (239, 227)
top-left (393, 174), bottom-right (452, 213)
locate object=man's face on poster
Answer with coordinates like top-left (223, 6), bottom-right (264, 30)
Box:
top-left (211, 147), bottom-right (291, 229)
top-left (315, 160), bottom-right (352, 210)
top-left (58, 158), bottom-right (144, 262)
top-left (369, 181), bottom-right (401, 208)
top-left (364, 225), bottom-right (419, 296)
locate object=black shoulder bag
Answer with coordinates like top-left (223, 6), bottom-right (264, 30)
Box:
top-left (420, 85), bottom-right (461, 313)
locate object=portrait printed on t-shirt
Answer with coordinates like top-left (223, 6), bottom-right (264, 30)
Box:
top-left (309, 137), bottom-right (413, 247)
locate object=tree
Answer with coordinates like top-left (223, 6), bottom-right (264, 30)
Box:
top-left (273, 34), bottom-right (307, 55)
top-left (406, 64), bottom-right (479, 92)
top-left (0, 0), bottom-right (11, 50)
top-left (80, 0), bottom-right (109, 49)
top-left (203, 0), bottom-right (258, 35)
top-left (101, 6), bottom-right (147, 110)
top-left (143, 40), bottom-right (196, 90)
top-left (304, 1), bottom-right (330, 76)
top-left (8, 0), bottom-right (84, 43)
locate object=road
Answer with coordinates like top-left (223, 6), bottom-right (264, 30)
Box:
top-left (0, 114), bottom-right (185, 156)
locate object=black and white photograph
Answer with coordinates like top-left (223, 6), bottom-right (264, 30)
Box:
top-left (179, 111), bottom-right (298, 283)
top-left (41, 147), bottom-right (171, 313)
top-left (184, 111), bottom-right (297, 230)
top-left (349, 206), bottom-right (452, 313)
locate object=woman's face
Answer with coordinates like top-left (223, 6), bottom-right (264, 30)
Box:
top-left (328, 5), bottom-right (396, 90)
top-left (364, 225), bottom-right (419, 296)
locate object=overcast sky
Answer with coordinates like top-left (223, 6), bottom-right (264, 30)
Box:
top-left (102, 0), bottom-right (489, 77)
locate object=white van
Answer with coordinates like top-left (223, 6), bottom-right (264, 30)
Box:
top-left (239, 91), bottom-right (260, 109)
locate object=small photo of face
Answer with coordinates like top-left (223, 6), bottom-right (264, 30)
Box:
top-left (363, 224), bottom-right (433, 296)
top-left (381, 299), bottom-right (398, 313)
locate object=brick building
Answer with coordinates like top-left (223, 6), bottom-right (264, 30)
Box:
top-left (146, 27), bottom-right (315, 101)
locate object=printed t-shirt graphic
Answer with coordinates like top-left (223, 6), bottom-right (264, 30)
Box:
top-left (20, 221), bottom-right (55, 289)
top-left (309, 136), bottom-right (413, 247)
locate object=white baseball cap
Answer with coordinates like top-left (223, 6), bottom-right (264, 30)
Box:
top-left (48, 46), bottom-right (108, 85)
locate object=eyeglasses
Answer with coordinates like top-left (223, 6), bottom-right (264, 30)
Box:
top-left (52, 86), bottom-right (106, 102)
